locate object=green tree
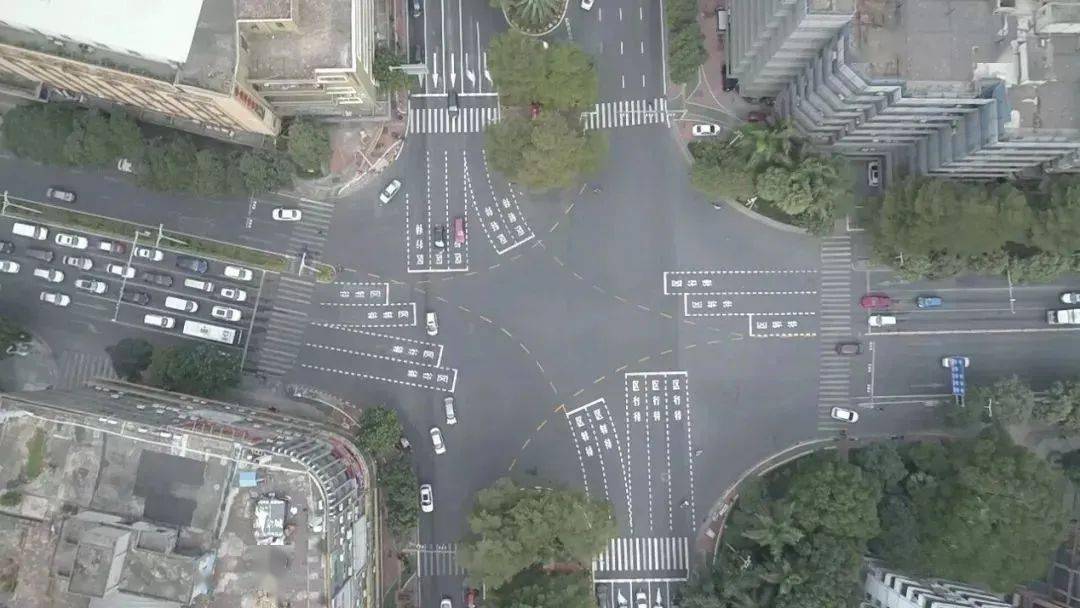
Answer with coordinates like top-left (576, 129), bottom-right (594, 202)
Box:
top-left (741, 502), bottom-right (803, 560)
top-left (285, 119), bottom-right (331, 174)
top-left (491, 567), bottom-right (593, 608)
top-left (970, 375), bottom-right (1035, 425)
top-left (744, 124), bottom-right (795, 170)
top-left (0, 104), bottom-right (80, 164)
top-left (237, 149), bottom-right (294, 193)
top-left (459, 478), bottom-right (616, 588)
top-left (0, 316), bottom-right (29, 360)
top-left (147, 343), bottom-right (240, 397)
top-left (1035, 380), bottom-right (1080, 426)
top-left (851, 443), bottom-right (908, 493)
top-left (543, 43), bottom-right (599, 111)
top-left (1031, 175), bottom-right (1080, 255)
top-left (354, 406), bottom-right (403, 462)
top-left (487, 33), bottom-right (598, 111)
top-left (373, 45), bottom-right (412, 92)
top-left (105, 338), bottom-right (154, 381)
top-left (786, 458), bottom-right (881, 541)
top-left (497, 0), bottom-right (562, 29)
top-left (689, 139), bottom-right (756, 201)
top-left (1059, 448), bottom-right (1080, 484)
top-left (381, 453), bottom-right (419, 535)
top-left (192, 149), bottom-right (230, 196)
top-left (667, 28), bottom-right (705, 85)
top-left (139, 137), bottom-right (197, 192)
top-left (868, 494), bottom-right (920, 566)
top-left (485, 114), bottom-right (605, 190)
top-left (0, 491), bottom-right (21, 507)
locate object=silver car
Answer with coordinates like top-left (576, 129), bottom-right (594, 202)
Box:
top-left (379, 178), bottom-right (402, 205)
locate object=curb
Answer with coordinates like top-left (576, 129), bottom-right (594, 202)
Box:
top-left (719, 198), bottom-right (808, 235)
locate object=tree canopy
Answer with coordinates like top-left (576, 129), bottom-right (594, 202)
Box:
top-left (286, 119), bottom-right (331, 174)
top-left (380, 453), bottom-right (419, 535)
top-left (490, 0), bottom-right (563, 31)
top-left (487, 32), bottom-right (598, 111)
top-left (485, 113), bottom-right (606, 190)
top-left (665, 0), bottom-right (705, 84)
top-left (105, 338), bottom-right (154, 381)
top-left (146, 343), bottom-right (240, 397)
top-left (373, 45), bottom-right (412, 92)
top-left (490, 567), bottom-right (594, 608)
top-left (354, 406), bottom-right (404, 462)
top-left (459, 477), bottom-right (617, 588)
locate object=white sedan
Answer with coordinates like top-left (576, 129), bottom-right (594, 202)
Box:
top-left (134, 246), bottom-right (164, 261)
top-left (419, 484), bottom-right (434, 513)
top-left (211, 305), bottom-right (242, 322)
top-left (223, 265), bottom-right (254, 282)
top-left (0, 260), bottom-right (19, 274)
top-left (430, 427), bottom-right (446, 455)
top-left (830, 407), bottom-right (859, 423)
top-left (219, 287), bottom-right (248, 302)
top-left (691, 123), bottom-right (723, 137)
top-left (54, 233), bottom-right (88, 249)
top-left (272, 207), bottom-right (303, 222)
top-left (379, 178), bottom-right (402, 205)
top-left (40, 291), bottom-right (70, 307)
top-left (580, 0), bottom-right (594, 9)
top-left (106, 263), bottom-right (136, 279)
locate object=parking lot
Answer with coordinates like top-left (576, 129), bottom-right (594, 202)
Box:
top-left (0, 216), bottom-right (265, 352)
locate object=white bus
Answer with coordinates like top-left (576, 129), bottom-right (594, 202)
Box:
top-left (181, 319), bottom-right (242, 345)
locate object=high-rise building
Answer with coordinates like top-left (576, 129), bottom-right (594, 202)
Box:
top-left (727, 0), bottom-right (1080, 179)
top-left (862, 559), bottom-right (1011, 608)
top-left (0, 0), bottom-right (378, 141)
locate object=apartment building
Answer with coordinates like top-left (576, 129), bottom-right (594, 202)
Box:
top-left (0, 0), bottom-right (378, 140)
top-left (727, 0), bottom-right (1080, 180)
top-left (862, 559), bottom-right (1011, 608)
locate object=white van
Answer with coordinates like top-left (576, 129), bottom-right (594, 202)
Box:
top-left (164, 296), bottom-right (198, 313)
top-left (143, 313), bottom-right (176, 329)
top-left (717, 8), bottom-right (729, 32)
top-left (12, 222), bottom-right (48, 240)
top-left (183, 277), bottom-right (215, 293)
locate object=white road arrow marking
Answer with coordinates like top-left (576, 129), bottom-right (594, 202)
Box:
top-left (450, 51), bottom-right (457, 88)
top-left (483, 52), bottom-right (492, 85)
top-left (432, 47), bottom-right (440, 89)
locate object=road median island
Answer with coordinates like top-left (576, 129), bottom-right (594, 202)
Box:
top-left (2, 195), bottom-right (289, 272)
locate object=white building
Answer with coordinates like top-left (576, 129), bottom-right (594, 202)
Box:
top-left (862, 559), bottom-right (1011, 608)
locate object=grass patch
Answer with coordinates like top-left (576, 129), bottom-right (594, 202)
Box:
top-left (0, 491), bottom-right (21, 507)
top-left (314, 263), bottom-right (336, 283)
top-left (4, 198), bottom-right (289, 272)
top-left (24, 429), bottom-right (45, 480)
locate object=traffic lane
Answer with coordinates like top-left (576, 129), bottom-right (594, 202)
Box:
top-left (864, 306), bottom-right (1057, 333)
top-left (870, 332), bottom-right (1080, 397)
top-left (0, 159), bottom-right (302, 250)
top-left (873, 284), bottom-right (1070, 313)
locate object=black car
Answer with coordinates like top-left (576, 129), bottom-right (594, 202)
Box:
top-left (0, 240), bottom-right (13, 254)
top-left (45, 186), bottom-right (77, 203)
top-left (447, 89), bottom-right (459, 115)
top-left (432, 225), bottom-right (448, 249)
top-left (121, 290), bottom-right (151, 305)
top-left (721, 65), bottom-right (737, 92)
top-left (835, 342), bottom-right (862, 356)
top-left (175, 254), bottom-right (208, 274)
top-left (142, 271), bottom-right (174, 287)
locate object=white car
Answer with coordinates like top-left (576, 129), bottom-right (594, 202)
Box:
top-left (219, 286), bottom-right (248, 302)
top-left (211, 305), bottom-right (242, 322)
top-left (691, 123), bottom-right (722, 137)
top-left (223, 265), bottom-right (253, 282)
top-left (444, 395), bottom-right (457, 425)
top-left (379, 178), bottom-right (402, 204)
top-left (941, 356), bottom-right (971, 368)
top-left (0, 260), bottom-right (19, 274)
top-left (1061, 292), bottom-right (1080, 304)
top-left (74, 278), bottom-right (107, 294)
top-left (54, 233), bottom-right (88, 249)
top-left (419, 484), bottom-right (434, 513)
top-left (40, 291), bottom-right (70, 307)
top-left (440, 599), bottom-right (452, 608)
top-left (134, 246), bottom-right (164, 262)
top-left (117, 158), bottom-right (134, 173)
top-left (830, 407), bottom-right (859, 423)
top-left (430, 426), bottom-right (446, 455)
top-left (62, 255), bottom-right (93, 270)
top-left (636, 591), bottom-right (648, 608)
top-left (272, 207), bottom-right (303, 222)
top-left (106, 263), bottom-right (136, 278)
top-left (868, 314), bottom-right (896, 327)
top-left (426, 311), bottom-right (438, 336)
top-left (580, 0), bottom-right (594, 9)
top-left (867, 160), bottom-right (881, 187)
top-left (32, 267), bottom-right (64, 283)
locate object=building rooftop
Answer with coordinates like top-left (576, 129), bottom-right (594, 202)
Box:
top-left (243, 0), bottom-right (353, 80)
top-left (178, 0), bottom-right (239, 94)
top-left (810, 0), bottom-right (855, 11)
top-left (0, 0), bottom-right (204, 65)
top-left (119, 549), bottom-right (197, 603)
top-left (237, 0), bottom-right (294, 19)
top-left (68, 526), bottom-right (129, 597)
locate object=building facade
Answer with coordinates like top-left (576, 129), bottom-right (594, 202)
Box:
top-left (727, 0), bottom-right (1080, 179)
top-left (862, 559), bottom-right (1011, 608)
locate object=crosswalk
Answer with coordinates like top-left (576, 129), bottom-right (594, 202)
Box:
top-left (818, 236), bottom-right (854, 430)
top-left (247, 275), bottom-right (315, 377)
top-left (56, 350), bottom-right (118, 389)
top-left (416, 544), bottom-right (466, 577)
top-left (408, 106), bottom-right (501, 134)
top-left (592, 537), bottom-right (689, 577)
top-left (287, 198), bottom-right (333, 255)
top-left (581, 98), bottom-right (669, 131)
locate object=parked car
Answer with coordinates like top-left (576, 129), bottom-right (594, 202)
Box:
top-left (379, 178), bottom-right (402, 205)
top-left (26, 247), bottom-right (54, 263)
top-left (721, 65), bottom-right (737, 91)
top-left (419, 484), bottom-right (434, 513)
top-left (916, 295), bottom-right (942, 308)
top-left (430, 427), bottom-right (446, 455)
top-left (45, 186), bottom-right (76, 203)
top-left (426, 311), bottom-right (438, 336)
top-left (74, 278), bottom-right (107, 294)
top-left (134, 246), bottom-right (164, 262)
top-left (211, 305), bottom-right (242, 322)
top-left (32, 267), bottom-right (64, 283)
top-left (272, 207), bottom-right (302, 222)
top-left (143, 313), bottom-right (175, 328)
top-left (39, 291), bottom-right (70, 307)
top-left (223, 265), bottom-right (253, 281)
top-left (835, 342), bottom-right (861, 356)
top-left (121, 290), bottom-right (151, 305)
top-left (106, 263), bottom-right (136, 278)
top-left (219, 286), bottom-right (248, 302)
top-left (867, 160), bottom-right (881, 187)
top-left (175, 255), bottom-right (209, 274)
top-left (830, 407), bottom-right (859, 423)
top-left (142, 271), bottom-right (174, 288)
top-left (0, 260), bottom-right (19, 274)
top-left (691, 123), bottom-right (722, 137)
top-left (433, 225), bottom-right (448, 249)
top-left (454, 217), bottom-right (465, 245)
top-left (443, 395), bottom-right (457, 425)
top-left (868, 314), bottom-right (897, 327)
top-left (859, 294), bottom-right (891, 309)
top-left (97, 240), bottom-right (127, 255)
top-left (54, 233), bottom-right (88, 249)
top-left (62, 255), bottom-right (93, 270)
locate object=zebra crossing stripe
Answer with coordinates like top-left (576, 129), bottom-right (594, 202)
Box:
top-left (593, 537), bottom-right (689, 572)
top-left (408, 106), bottom-right (501, 134)
top-left (581, 98), bottom-right (669, 131)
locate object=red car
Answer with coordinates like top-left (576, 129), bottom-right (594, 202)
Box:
top-left (747, 111), bottom-right (768, 123)
top-left (860, 294), bottom-right (892, 309)
top-left (453, 216), bottom-right (465, 245)
top-left (464, 588), bottom-right (478, 608)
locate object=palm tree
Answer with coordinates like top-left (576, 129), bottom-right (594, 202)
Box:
top-left (742, 123), bottom-right (796, 170)
top-left (741, 502), bottom-right (803, 560)
top-left (507, 0), bottom-right (561, 28)
top-left (757, 558), bottom-right (805, 598)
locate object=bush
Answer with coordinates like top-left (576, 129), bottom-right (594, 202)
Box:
top-left (373, 45), bottom-right (412, 93)
top-left (286, 119), bottom-right (331, 175)
top-left (106, 338), bottom-right (155, 381)
top-left (0, 491), bottom-right (21, 507)
top-left (147, 343), bottom-right (240, 397)
top-left (665, 0), bottom-right (705, 85)
top-left (381, 454), bottom-right (419, 536)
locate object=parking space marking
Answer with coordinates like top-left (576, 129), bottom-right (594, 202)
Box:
top-left (309, 322), bottom-right (444, 366)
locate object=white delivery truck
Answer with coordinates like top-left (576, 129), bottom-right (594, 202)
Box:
top-left (1048, 308), bottom-right (1080, 325)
